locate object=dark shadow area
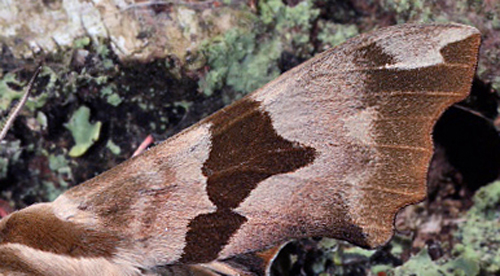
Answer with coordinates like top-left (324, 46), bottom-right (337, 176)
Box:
top-left (432, 78), bottom-right (500, 191)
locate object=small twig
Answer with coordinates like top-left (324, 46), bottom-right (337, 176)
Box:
top-left (0, 66), bottom-right (42, 142)
top-left (122, 0), bottom-right (217, 11)
top-left (453, 104), bottom-right (494, 123)
top-left (132, 134), bottom-right (155, 157)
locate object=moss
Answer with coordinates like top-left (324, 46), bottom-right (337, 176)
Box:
top-left (64, 106), bottom-right (102, 157)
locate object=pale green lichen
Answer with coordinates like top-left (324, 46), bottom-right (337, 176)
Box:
top-left (492, 76), bottom-right (500, 93)
top-left (385, 181), bottom-right (500, 275)
top-left (36, 111), bottom-right (48, 130)
top-left (24, 92), bottom-right (48, 112)
top-left (199, 0), bottom-right (319, 98)
top-left (173, 101), bottom-right (193, 118)
top-left (106, 139), bottom-right (121, 155)
top-left (96, 43), bottom-right (110, 58)
top-left (64, 106), bottom-right (102, 157)
top-left (73, 36), bottom-right (91, 49)
top-left (454, 180), bottom-right (500, 273)
top-left (0, 68), bottom-right (49, 113)
top-left (96, 43), bottom-right (116, 70)
top-left (42, 181), bottom-right (65, 202)
top-left (317, 21), bottom-right (359, 48)
top-left (0, 158), bottom-right (8, 179)
top-left (39, 66), bottom-right (58, 95)
top-left (391, 247), bottom-right (479, 276)
top-left (372, 264), bottom-right (394, 274)
top-left (106, 93), bottom-right (122, 106)
top-left (343, 245), bottom-right (375, 258)
top-left (48, 154), bottom-right (72, 176)
top-left (199, 28), bottom-right (260, 96)
top-left (0, 73), bottom-right (23, 111)
top-left (100, 85), bottom-right (122, 106)
top-left (47, 153), bottom-right (72, 195)
top-left (258, 0), bottom-right (319, 35)
top-left (225, 38), bottom-right (282, 95)
top-left (0, 140), bottom-right (22, 179)
top-left (102, 58), bottom-right (115, 70)
top-left (380, 0), bottom-right (433, 23)
top-left (259, 0), bottom-right (319, 55)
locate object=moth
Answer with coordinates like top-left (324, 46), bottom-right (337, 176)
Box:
top-left (0, 23), bottom-right (480, 276)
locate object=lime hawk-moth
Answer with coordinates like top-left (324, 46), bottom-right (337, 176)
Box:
top-left (0, 23), bottom-right (480, 275)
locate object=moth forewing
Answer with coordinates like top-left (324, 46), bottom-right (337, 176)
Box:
top-left (0, 24), bottom-right (480, 276)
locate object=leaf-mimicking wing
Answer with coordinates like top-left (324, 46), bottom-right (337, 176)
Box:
top-left (0, 23), bottom-right (480, 276)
